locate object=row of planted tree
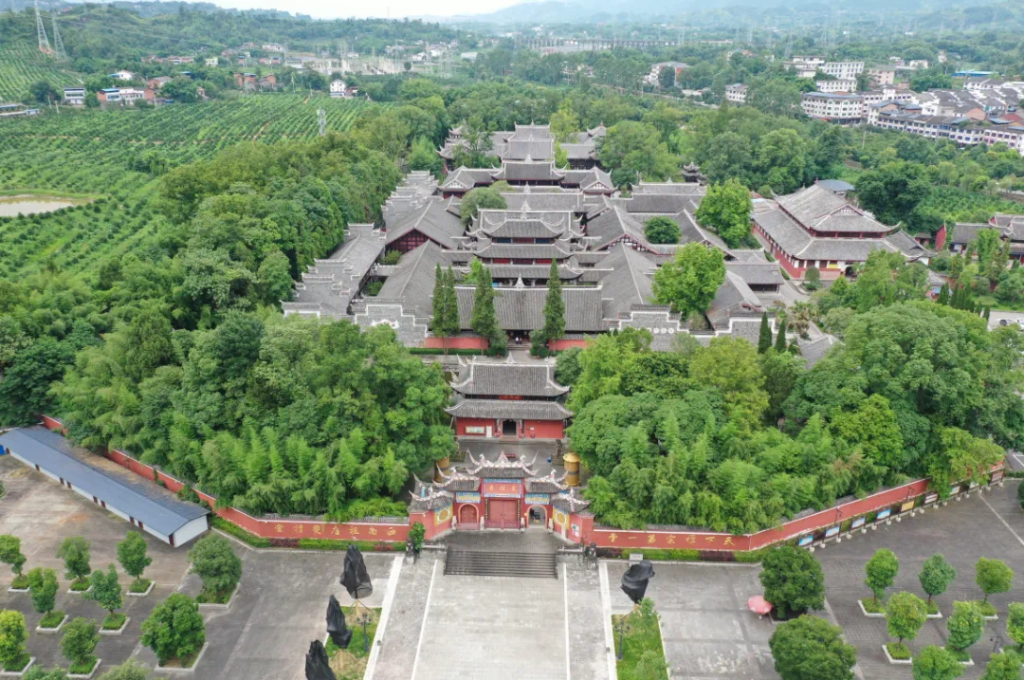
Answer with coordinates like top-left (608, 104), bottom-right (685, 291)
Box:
top-left (0, 531), bottom-right (241, 676)
top-left (762, 545), bottom-right (1023, 680)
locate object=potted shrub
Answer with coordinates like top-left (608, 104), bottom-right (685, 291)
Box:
top-left (141, 594), bottom-right (206, 669)
top-left (884, 592), bottom-right (926, 663)
top-left (27, 568), bottom-right (64, 631)
top-left (862, 549), bottom-right (899, 615)
top-left (0, 610), bottom-right (30, 673)
top-left (85, 565), bottom-right (126, 632)
top-left (57, 537), bottom-right (91, 593)
top-left (189, 534), bottom-right (241, 605)
top-left (918, 554), bottom-right (957, 617)
top-left (0, 536), bottom-right (28, 591)
top-left (60, 617), bottom-right (99, 676)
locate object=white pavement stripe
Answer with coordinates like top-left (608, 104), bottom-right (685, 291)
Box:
top-left (365, 555), bottom-right (403, 680)
top-left (563, 562), bottom-right (571, 680)
top-left (981, 492), bottom-right (1024, 549)
top-left (410, 558), bottom-right (438, 680)
top-left (598, 561), bottom-right (617, 680)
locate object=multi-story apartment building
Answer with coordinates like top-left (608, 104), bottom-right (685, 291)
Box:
top-left (725, 83), bottom-right (748, 104)
top-left (818, 61), bottom-right (864, 80)
top-left (815, 79), bottom-right (857, 93)
top-left (801, 92), bottom-right (865, 125)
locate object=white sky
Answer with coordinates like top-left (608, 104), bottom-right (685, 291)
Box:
top-left (204, 0), bottom-right (520, 20)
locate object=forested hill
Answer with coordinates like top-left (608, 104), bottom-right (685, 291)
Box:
top-left (0, 5), bottom-right (471, 65)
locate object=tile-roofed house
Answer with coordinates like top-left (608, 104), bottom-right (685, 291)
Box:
top-left (707, 271), bottom-right (765, 330)
top-left (0, 427), bottom-right (209, 547)
top-left (438, 167), bottom-right (498, 196)
top-left (753, 187), bottom-right (932, 280)
top-left (454, 284), bottom-right (606, 333)
top-left (466, 451), bottom-right (540, 478)
top-left (282, 224), bottom-right (386, 320)
top-left (385, 198), bottom-right (465, 252)
top-left (725, 258), bottom-right (785, 293)
top-left (952, 216), bottom-right (1024, 260)
top-left (525, 471), bottom-right (569, 494)
top-left (451, 358), bottom-right (570, 398)
top-left (798, 334), bottom-right (839, 368)
top-left (472, 242), bottom-right (574, 262)
top-left (491, 160), bottom-right (566, 183)
top-left (502, 189), bottom-right (589, 216)
top-left (551, 487), bottom-right (591, 515)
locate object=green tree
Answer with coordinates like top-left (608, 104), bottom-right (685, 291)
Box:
top-left (86, 565), bottom-right (123, 617)
top-left (27, 568), bottom-right (58, 616)
top-left (256, 250), bottom-right (294, 306)
top-left (0, 536), bottom-right (26, 580)
top-left (140, 594), bottom-right (206, 666)
top-left (470, 266), bottom-right (505, 353)
top-left (633, 649), bottom-right (668, 680)
top-left (980, 652), bottom-right (1022, 680)
top-left (854, 161), bottom-right (931, 228)
top-left (804, 267), bottom-right (821, 291)
top-left (23, 667), bottom-right (70, 680)
top-left (431, 265), bottom-right (459, 355)
top-left (1006, 602), bottom-right (1024, 651)
top-left (865, 549), bottom-right (899, 606)
top-left (644, 217), bottom-right (681, 245)
top-left (658, 66), bottom-right (676, 90)
top-left (768, 615), bottom-right (856, 680)
top-left (548, 100), bottom-right (580, 143)
top-left (746, 79), bottom-right (802, 118)
top-left (757, 312), bottom-right (772, 354)
top-left (919, 554), bottom-right (957, 605)
top-left (408, 136), bottom-right (444, 177)
top-left (460, 187), bottom-right (506, 226)
top-left (0, 610), bottom-right (28, 671)
top-left (56, 537), bottom-right (91, 586)
top-left (886, 591), bottom-right (927, 646)
top-left (756, 128), bottom-right (807, 194)
top-left (760, 349), bottom-right (802, 423)
top-left (27, 80), bottom-right (60, 104)
top-left (774, 319), bottom-right (787, 352)
top-left (116, 533), bottom-right (151, 587)
top-left (536, 260), bottom-right (565, 352)
top-left (653, 243), bottom-right (726, 320)
top-left (976, 558), bottom-right (1014, 603)
top-left (694, 179), bottom-right (752, 247)
top-left (690, 337), bottom-right (770, 430)
top-left (759, 546), bottom-right (826, 618)
top-left (96, 661), bottom-right (149, 680)
top-left (937, 283), bottom-right (950, 305)
top-left (946, 601), bottom-right (984, 656)
top-left (60, 618), bottom-right (98, 669)
top-left (912, 646), bottom-right (964, 680)
top-left (598, 121), bottom-right (679, 187)
top-left (189, 534), bottom-right (242, 600)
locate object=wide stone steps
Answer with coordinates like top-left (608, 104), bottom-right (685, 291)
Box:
top-left (444, 548), bottom-right (557, 579)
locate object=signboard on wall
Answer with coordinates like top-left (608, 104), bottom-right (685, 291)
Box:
top-left (991, 470), bottom-right (1005, 483)
top-left (434, 505), bottom-right (452, 526)
top-left (571, 524), bottom-right (580, 537)
top-left (524, 493), bottom-right (550, 505)
top-left (798, 535), bottom-right (814, 547)
top-left (465, 426), bottom-right (487, 435)
top-left (950, 484), bottom-right (961, 496)
top-left (876, 508), bottom-right (892, 521)
top-left (482, 481), bottom-right (521, 498)
top-left (924, 493), bottom-right (938, 505)
top-left (553, 509), bottom-right (569, 527)
top-left (824, 526), bottom-right (840, 539)
top-left (851, 517), bottom-right (866, 530)
top-left (900, 500), bottom-right (915, 513)
top-left (455, 492), bottom-right (481, 503)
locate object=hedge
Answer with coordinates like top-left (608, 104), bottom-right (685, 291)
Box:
top-left (211, 517), bottom-right (271, 548)
top-left (297, 538), bottom-right (403, 552)
top-left (408, 348), bottom-right (483, 356)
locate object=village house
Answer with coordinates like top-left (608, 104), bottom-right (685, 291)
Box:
top-left (724, 83), bottom-right (748, 104)
top-left (109, 70), bottom-right (135, 81)
top-left (438, 123), bottom-right (606, 171)
top-left (62, 87), bottom-right (85, 106)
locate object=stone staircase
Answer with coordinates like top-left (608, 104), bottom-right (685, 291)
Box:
top-left (444, 548), bottom-right (558, 579)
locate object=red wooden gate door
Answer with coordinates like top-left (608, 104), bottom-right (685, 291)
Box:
top-left (487, 499), bottom-right (518, 528)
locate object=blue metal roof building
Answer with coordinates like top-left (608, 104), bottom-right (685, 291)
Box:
top-left (0, 427), bottom-right (208, 547)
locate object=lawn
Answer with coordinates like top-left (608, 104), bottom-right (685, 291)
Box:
top-left (612, 600), bottom-right (669, 680)
top-left (325, 605), bottom-right (381, 680)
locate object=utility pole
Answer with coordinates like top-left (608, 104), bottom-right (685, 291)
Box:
top-left (35, 0), bottom-right (50, 55)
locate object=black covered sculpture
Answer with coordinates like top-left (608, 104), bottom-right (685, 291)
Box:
top-left (340, 545), bottom-right (373, 600)
top-left (326, 594), bottom-right (353, 649)
top-left (304, 639), bottom-right (335, 680)
top-left (620, 560), bottom-right (655, 605)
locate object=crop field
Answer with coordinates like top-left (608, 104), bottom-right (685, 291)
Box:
top-left (0, 43), bottom-right (85, 103)
top-left (0, 95), bottom-right (381, 280)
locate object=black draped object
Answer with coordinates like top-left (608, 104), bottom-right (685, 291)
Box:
top-left (304, 639), bottom-right (335, 680)
top-left (620, 560), bottom-right (655, 605)
top-left (326, 594), bottom-right (353, 649)
top-left (340, 545), bottom-right (373, 600)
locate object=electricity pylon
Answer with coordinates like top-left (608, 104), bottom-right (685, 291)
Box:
top-left (35, 0), bottom-right (51, 54)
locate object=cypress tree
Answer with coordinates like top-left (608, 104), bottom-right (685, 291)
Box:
top-left (536, 260), bottom-right (565, 354)
top-left (774, 318), bottom-right (788, 353)
top-left (757, 311), bottom-right (772, 354)
top-left (431, 265), bottom-right (459, 355)
top-left (471, 265), bottom-right (505, 354)
top-left (937, 283), bottom-right (950, 306)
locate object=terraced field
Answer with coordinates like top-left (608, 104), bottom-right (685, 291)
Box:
top-left (0, 43), bottom-right (85, 103)
top-left (0, 94), bottom-right (380, 280)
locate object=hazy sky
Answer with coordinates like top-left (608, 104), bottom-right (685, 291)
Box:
top-left (205, 0), bottom-right (520, 20)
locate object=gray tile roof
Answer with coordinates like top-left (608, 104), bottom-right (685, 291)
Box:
top-left (593, 245), bottom-right (657, 319)
top-left (492, 160), bottom-right (566, 182)
top-left (0, 427), bottom-right (208, 536)
top-left (474, 214), bottom-right (571, 239)
top-left (446, 399), bottom-right (573, 421)
top-left (473, 242), bottom-right (573, 260)
top-left (451, 359), bottom-right (569, 397)
top-left (504, 139), bottom-right (555, 161)
top-left (502, 191), bottom-right (588, 214)
top-left (385, 199), bottom-right (465, 249)
top-left (776, 184), bottom-right (893, 234)
top-left (632, 181), bottom-right (706, 196)
top-left (707, 272), bottom-right (764, 329)
top-left (483, 264), bottom-right (583, 281)
top-left (466, 451), bottom-right (540, 479)
top-left (798, 335), bottom-right (839, 368)
top-left (439, 167), bottom-right (496, 191)
top-left (725, 260), bottom-right (784, 287)
top-left (561, 167), bottom-right (614, 192)
top-left (376, 241), bottom-right (449, 317)
top-left (950, 222), bottom-right (999, 245)
top-left (454, 285), bottom-right (606, 332)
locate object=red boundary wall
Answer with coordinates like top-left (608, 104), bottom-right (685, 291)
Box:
top-left (39, 415), bottom-right (998, 554)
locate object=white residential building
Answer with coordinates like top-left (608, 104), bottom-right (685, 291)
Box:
top-left (109, 70), bottom-right (135, 81)
top-left (866, 66), bottom-right (896, 86)
top-left (62, 87), bottom-right (85, 106)
top-left (725, 83), bottom-right (748, 104)
top-left (801, 92), bottom-right (865, 125)
top-left (815, 79), bottom-right (857, 93)
top-left (330, 79), bottom-right (347, 98)
top-left (118, 88), bottom-right (146, 105)
top-left (818, 61), bottom-right (865, 80)
top-left (205, 57), bottom-right (218, 67)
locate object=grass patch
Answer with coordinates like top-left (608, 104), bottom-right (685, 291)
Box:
top-left (947, 647), bottom-right (971, 662)
top-left (861, 598), bottom-right (885, 614)
top-left (69, 656), bottom-right (98, 675)
top-left (408, 347), bottom-right (483, 356)
top-left (69, 577), bottom-right (90, 592)
top-left (3, 653), bottom-right (30, 672)
top-left (325, 606), bottom-right (381, 680)
top-left (38, 610), bottom-right (65, 628)
top-left (297, 538), bottom-right (401, 552)
top-left (734, 548), bottom-right (768, 563)
top-left (102, 613), bottom-right (127, 630)
top-left (10, 574), bottom-right (28, 589)
top-left (196, 586), bottom-right (234, 604)
top-left (621, 548), bottom-right (700, 562)
top-left (973, 600), bottom-right (998, 617)
top-left (129, 578), bottom-right (152, 594)
top-left (159, 649), bottom-right (201, 669)
top-left (926, 600), bottom-right (940, 615)
top-left (886, 642), bottom-right (912, 660)
top-left (211, 516), bottom-right (271, 548)
top-left (613, 600), bottom-right (669, 680)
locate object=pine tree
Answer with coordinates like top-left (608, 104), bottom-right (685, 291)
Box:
top-left (471, 265), bottom-right (503, 353)
top-left (937, 283), bottom-right (950, 305)
top-left (757, 312), bottom-right (772, 354)
top-left (774, 319), bottom-right (788, 353)
top-left (535, 260), bottom-right (565, 354)
top-left (431, 264), bottom-right (459, 355)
